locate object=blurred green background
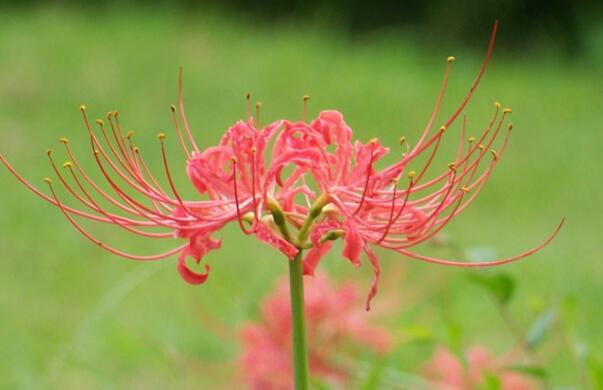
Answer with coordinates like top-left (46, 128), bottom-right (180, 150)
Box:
top-left (0, 3), bottom-right (602, 389)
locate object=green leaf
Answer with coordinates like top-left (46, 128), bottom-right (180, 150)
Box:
top-left (587, 356), bottom-right (603, 390)
top-left (480, 373), bottom-right (502, 390)
top-left (402, 325), bottom-right (433, 343)
top-left (445, 320), bottom-right (463, 354)
top-left (359, 357), bottom-right (386, 390)
top-left (469, 272), bottom-right (516, 305)
top-left (505, 365), bottom-right (548, 380)
top-left (526, 309), bottom-right (557, 349)
top-left (562, 294), bottom-right (578, 328)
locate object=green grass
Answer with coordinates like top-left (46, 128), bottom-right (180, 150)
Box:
top-left (0, 6), bottom-right (601, 388)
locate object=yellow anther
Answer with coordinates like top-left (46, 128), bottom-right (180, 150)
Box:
top-left (251, 146), bottom-right (257, 153)
top-left (133, 146), bottom-right (140, 153)
top-left (478, 144), bottom-right (485, 150)
top-left (440, 125), bottom-right (447, 132)
top-left (79, 104), bottom-right (87, 111)
top-left (245, 92), bottom-right (251, 100)
top-left (58, 137), bottom-right (69, 144)
top-left (468, 136), bottom-right (476, 143)
top-left (230, 156), bottom-right (238, 163)
top-left (447, 56), bottom-right (456, 63)
top-left (408, 170), bottom-right (416, 179)
top-left (170, 104), bottom-right (176, 112)
top-left (126, 131), bottom-right (135, 139)
top-left (106, 111), bottom-right (113, 119)
top-left (157, 133), bottom-right (166, 140)
top-left (95, 119), bottom-right (104, 126)
top-left (494, 102), bottom-right (501, 109)
top-left (63, 161), bottom-right (73, 169)
top-left (399, 136), bottom-right (407, 145)
top-left (508, 123), bottom-right (513, 131)
top-left (303, 94), bottom-right (310, 102)
top-left (460, 186), bottom-right (470, 193)
top-left (113, 110), bottom-right (119, 117)
top-left (46, 149), bottom-right (52, 156)
top-left (448, 162), bottom-right (457, 172)
top-left (255, 101), bottom-right (262, 109)
top-left (491, 149), bottom-right (499, 160)
top-left (43, 177), bottom-right (52, 184)
top-left (391, 177), bottom-right (399, 185)
top-left (93, 149), bottom-right (100, 155)
top-left (503, 108), bottom-right (512, 114)
top-left (369, 138), bottom-right (379, 144)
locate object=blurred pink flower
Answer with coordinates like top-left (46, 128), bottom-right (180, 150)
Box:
top-left (0, 22), bottom-right (562, 308)
top-left (423, 346), bottom-right (538, 390)
top-left (239, 274), bottom-right (392, 389)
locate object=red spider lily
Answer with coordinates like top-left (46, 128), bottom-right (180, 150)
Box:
top-left (423, 346), bottom-right (537, 389)
top-left (0, 21), bottom-right (562, 309)
top-left (239, 274), bottom-right (392, 389)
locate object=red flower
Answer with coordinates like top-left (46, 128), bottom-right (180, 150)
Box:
top-left (423, 346), bottom-right (538, 389)
top-left (0, 22), bottom-right (562, 307)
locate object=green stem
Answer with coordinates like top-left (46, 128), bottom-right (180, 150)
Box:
top-left (289, 251), bottom-right (309, 390)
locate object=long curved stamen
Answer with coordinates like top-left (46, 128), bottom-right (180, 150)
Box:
top-left (64, 162), bottom-right (172, 238)
top-left (456, 115), bottom-right (467, 161)
top-left (1, 150), bottom-right (152, 225)
top-left (106, 111), bottom-right (135, 171)
top-left (46, 149), bottom-right (103, 212)
top-left (408, 104), bottom-right (504, 194)
top-left (395, 188), bottom-right (468, 248)
top-left (59, 138), bottom-right (157, 220)
top-left (395, 218), bottom-right (565, 267)
top-left (353, 140), bottom-right (377, 215)
top-left (170, 104), bottom-right (192, 160)
top-left (403, 168), bottom-right (457, 236)
top-left (112, 111), bottom-right (137, 164)
top-left (80, 107), bottom-right (159, 200)
top-left (158, 133), bottom-right (201, 220)
top-left (255, 101), bottom-right (262, 128)
top-left (86, 119), bottom-right (177, 207)
top-left (411, 55), bottom-right (456, 155)
top-left (89, 137), bottom-right (192, 225)
top-left (302, 94), bottom-right (310, 122)
top-left (129, 146), bottom-right (174, 215)
top-left (245, 92), bottom-right (251, 119)
top-left (44, 177), bottom-right (187, 260)
top-left (375, 179), bottom-right (398, 244)
top-left (96, 118), bottom-right (137, 178)
top-left (414, 126), bottom-right (446, 184)
top-left (376, 172), bottom-right (415, 243)
top-left (133, 147), bottom-right (170, 199)
top-left (442, 21), bottom-right (498, 129)
top-left (231, 157), bottom-right (253, 235)
top-left (178, 67), bottom-right (200, 153)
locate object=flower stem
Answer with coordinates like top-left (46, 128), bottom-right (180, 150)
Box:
top-left (289, 250), bottom-right (309, 390)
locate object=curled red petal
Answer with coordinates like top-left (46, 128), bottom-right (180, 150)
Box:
top-left (364, 245), bottom-right (381, 311)
top-left (342, 221), bottom-right (362, 266)
top-left (177, 254), bottom-right (210, 285)
top-left (303, 241), bottom-right (333, 276)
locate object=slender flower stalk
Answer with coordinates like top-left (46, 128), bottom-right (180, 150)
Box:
top-left (0, 21), bottom-right (563, 388)
top-left (240, 273), bottom-right (392, 389)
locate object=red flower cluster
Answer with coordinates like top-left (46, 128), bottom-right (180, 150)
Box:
top-left (239, 274), bottom-right (392, 389)
top-left (423, 346), bottom-right (537, 389)
top-left (0, 22), bottom-right (562, 309)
